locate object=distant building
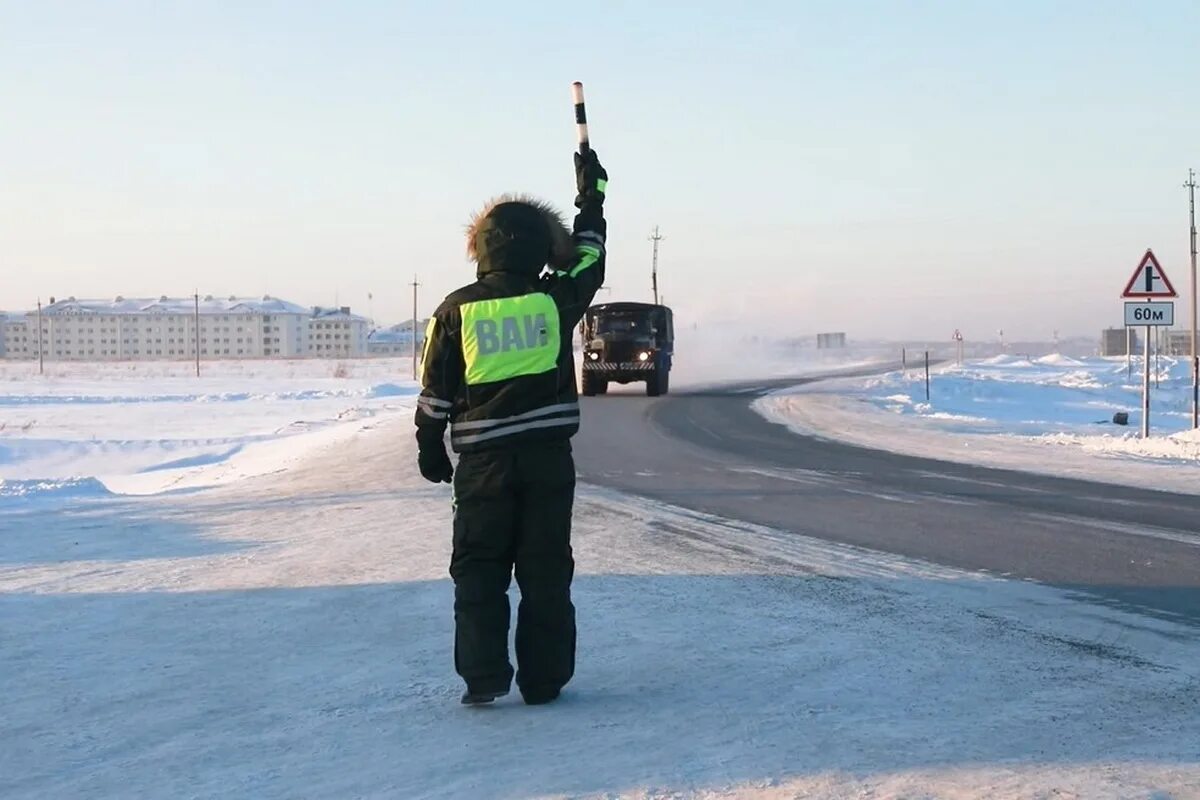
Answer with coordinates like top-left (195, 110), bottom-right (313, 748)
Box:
top-left (309, 306), bottom-right (370, 359)
top-left (0, 295), bottom-right (370, 361)
top-left (367, 319), bottom-right (428, 356)
top-left (816, 332), bottom-right (847, 349)
top-left (1165, 330), bottom-right (1199, 357)
top-left (1, 311), bottom-right (28, 357)
top-left (1100, 327), bottom-right (1140, 357)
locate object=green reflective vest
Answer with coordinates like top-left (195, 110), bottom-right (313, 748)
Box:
top-left (460, 293), bottom-right (561, 385)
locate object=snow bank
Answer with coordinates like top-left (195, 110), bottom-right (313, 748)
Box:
top-left (0, 357), bottom-right (409, 384)
top-left (0, 477), bottom-right (111, 503)
top-left (977, 353), bottom-right (1027, 366)
top-left (1034, 353), bottom-right (1086, 367)
top-left (1040, 427), bottom-right (1200, 461)
top-left (365, 382), bottom-right (411, 398)
top-left (2, 415), bottom-right (1196, 799)
top-left (756, 355), bottom-right (1200, 493)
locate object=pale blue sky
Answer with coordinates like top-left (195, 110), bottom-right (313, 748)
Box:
top-left (3, 1), bottom-right (1198, 339)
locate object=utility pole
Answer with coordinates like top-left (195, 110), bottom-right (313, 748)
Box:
top-left (649, 226), bottom-right (663, 305)
top-left (194, 291), bottom-right (201, 378)
top-left (411, 275), bottom-right (420, 381)
top-left (36, 299), bottom-right (44, 375)
top-left (1186, 168), bottom-right (1198, 428)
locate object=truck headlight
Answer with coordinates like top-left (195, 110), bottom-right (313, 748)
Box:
top-left (588, 351), bottom-right (600, 361)
top-left (637, 351), bottom-right (651, 362)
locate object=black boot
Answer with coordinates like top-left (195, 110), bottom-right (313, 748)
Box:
top-left (461, 688), bottom-right (508, 706)
top-left (520, 686), bottom-right (561, 706)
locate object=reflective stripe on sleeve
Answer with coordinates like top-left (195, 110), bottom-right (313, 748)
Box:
top-left (570, 245), bottom-right (602, 278)
top-left (576, 230), bottom-right (605, 247)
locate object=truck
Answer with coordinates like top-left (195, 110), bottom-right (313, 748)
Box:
top-left (579, 302), bottom-right (674, 397)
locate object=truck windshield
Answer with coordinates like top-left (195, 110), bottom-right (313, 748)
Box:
top-left (594, 314), bottom-right (646, 334)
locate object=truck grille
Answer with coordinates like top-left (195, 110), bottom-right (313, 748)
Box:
top-left (603, 342), bottom-right (637, 362)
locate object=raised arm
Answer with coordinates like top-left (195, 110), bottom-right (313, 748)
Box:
top-left (545, 149), bottom-right (608, 329)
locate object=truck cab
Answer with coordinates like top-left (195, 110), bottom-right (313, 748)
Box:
top-left (580, 302), bottom-right (674, 397)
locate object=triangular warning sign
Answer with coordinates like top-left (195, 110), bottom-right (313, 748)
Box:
top-left (1122, 249), bottom-right (1178, 298)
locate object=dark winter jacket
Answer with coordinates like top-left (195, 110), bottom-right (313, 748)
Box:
top-left (415, 195), bottom-right (606, 454)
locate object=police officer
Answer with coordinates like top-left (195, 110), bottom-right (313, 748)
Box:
top-left (415, 149), bottom-right (608, 706)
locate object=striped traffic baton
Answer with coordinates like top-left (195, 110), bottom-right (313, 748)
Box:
top-left (571, 81), bottom-right (590, 155)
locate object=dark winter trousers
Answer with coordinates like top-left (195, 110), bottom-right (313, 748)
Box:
top-left (450, 440), bottom-right (576, 697)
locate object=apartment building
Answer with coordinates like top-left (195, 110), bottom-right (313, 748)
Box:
top-left (1, 296), bottom-right (369, 361)
top-left (1, 312), bottom-right (28, 357)
top-left (309, 306), bottom-right (369, 358)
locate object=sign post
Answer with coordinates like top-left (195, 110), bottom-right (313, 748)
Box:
top-left (1126, 328), bottom-right (1132, 381)
top-left (1121, 249), bottom-right (1177, 438)
top-left (925, 351), bottom-right (931, 403)
top-left (1142, 317), bottom-right (1151, 437)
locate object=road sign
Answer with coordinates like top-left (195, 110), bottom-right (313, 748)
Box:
top-left (1121, 249), bottom-right (1175, 440)
top-left (1124, 301), bottom-right (1175, 327)
top-left (1122, 249), bottom-right (1178, 298)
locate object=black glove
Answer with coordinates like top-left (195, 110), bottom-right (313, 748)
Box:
top-left (418, 445), bottom-right (453, 484)
top-left (574, 149), bottom-right (607, 208)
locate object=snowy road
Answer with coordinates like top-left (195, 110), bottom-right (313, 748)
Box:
top-left (576, 371), bottom-right (1200, 624)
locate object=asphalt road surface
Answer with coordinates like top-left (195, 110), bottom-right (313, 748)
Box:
top-left (574, 369), bottom-right (1200, 624)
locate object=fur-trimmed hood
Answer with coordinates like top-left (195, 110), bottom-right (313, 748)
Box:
top-left (466, 194), bottom-right (573, 276)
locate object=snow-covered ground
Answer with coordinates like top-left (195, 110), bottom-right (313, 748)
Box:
top-left (757, 354), bottom-right (1200, 494)
top-left (2, 360), bottom-right (1199, 798)
top-left (0, 358), bottom-right (418, 500)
